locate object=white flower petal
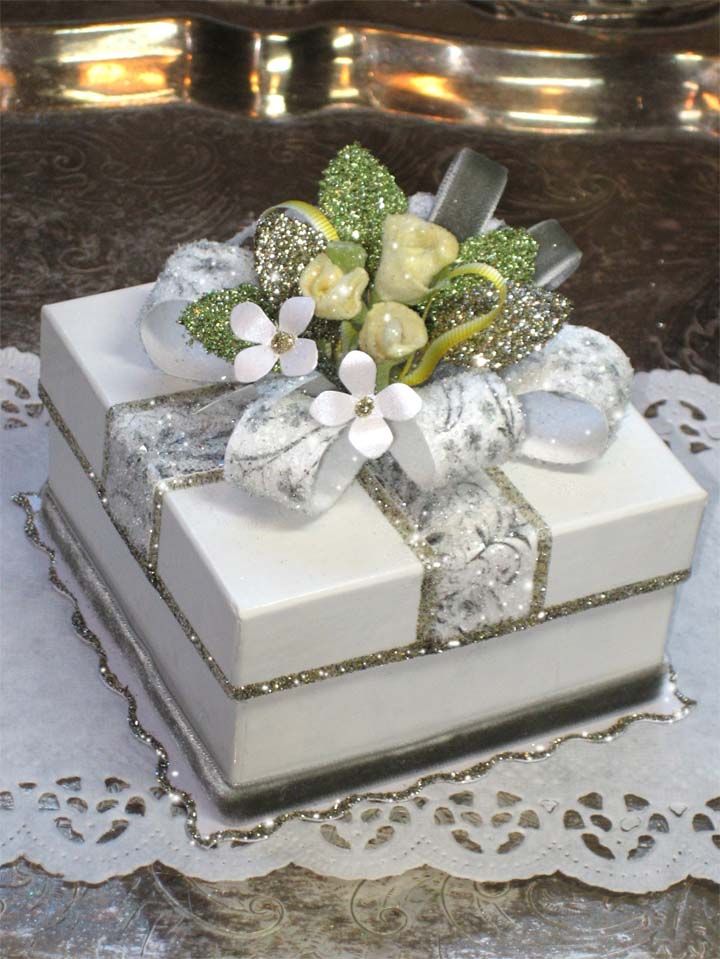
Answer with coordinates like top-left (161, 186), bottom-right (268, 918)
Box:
top-left (339, 350), bottom-right (377, 397)
top-left (278, 296), bottom-right (315, 335)
top-left (279, 337), bottom-right (318, 377)
top-left (310, 390), bottom-right (356, 427)
top-left (349, 415), bottom-right (394, 459)
top-left (234, 344), bottom-right (277, 383)
top-left (230, 302), bottom-right (275, 345)
top-left (376, 382), bottom-right (422, 421)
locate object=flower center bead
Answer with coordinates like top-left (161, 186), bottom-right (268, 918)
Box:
top-left (354, 395), bottom-right (375, 418)
top-left (270, 330), bottom-right (296, 355)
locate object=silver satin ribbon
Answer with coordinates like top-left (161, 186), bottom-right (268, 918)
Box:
top-left (429, 148), bottom-right (508, 241)
top-left (529, 219), bottom-right (583, 289)
top-left (429, 148), bottom-right (582, 286)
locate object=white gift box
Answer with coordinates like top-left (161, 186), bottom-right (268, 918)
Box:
top-left (41, 283), bottom-right (706, 810)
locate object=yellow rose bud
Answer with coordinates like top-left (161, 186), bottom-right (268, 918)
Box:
top-left (299, 252), bottom-right (369, 320)
top-left (373, 213), bottom-right (459, 305)
top-left (359, 301), bottom-right (428, 362)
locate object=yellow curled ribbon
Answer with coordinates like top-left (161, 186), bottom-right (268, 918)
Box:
top-left (263, 200), bottom-right (339, 242)
top-left (399, 262), bottom-right (507, 386)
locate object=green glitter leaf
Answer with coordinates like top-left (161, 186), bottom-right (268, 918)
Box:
top-left (455, 228), bottom-right (539, 284)
top-left (318, 144), bottom-right (407, 271)
top-left (179, 285), bottom-right (271, 362)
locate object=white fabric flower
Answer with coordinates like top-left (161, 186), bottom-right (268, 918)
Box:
top-left (231, 296), bottom-right (318, 383)
top-left (310, 350), bottom-right (422, 459)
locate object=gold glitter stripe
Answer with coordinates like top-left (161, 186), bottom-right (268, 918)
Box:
top-left (41, 383), bottom-right (690, 704)
top-left (12, 490), bottom-right (696, 848)
top-left (147, 470), bottom-right (224, 574)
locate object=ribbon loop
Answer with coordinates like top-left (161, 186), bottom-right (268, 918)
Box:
top-left (141, 299), bottom-right (235, 383)
top-left (429, 148), bottom-right (508, 241)
top-left (391, 370), bottom-right (524, 489)
top-left (529, 219), bottom-right (583, 289)
top-left (502, 325), bottom-right (633, 438)
top-left (517, 392), bottom-right (609, 465)
top-left (224, 376), bottom-right (366, 516)
top-left (140, 240), bottom-right (257, 382)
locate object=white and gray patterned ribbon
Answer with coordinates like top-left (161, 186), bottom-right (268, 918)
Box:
top-left (223, 375), bottom-right (362, 516)
top-left (221, 326), bottom-right (630, 516)
top-left (224, 369), bottom-right (526, 516)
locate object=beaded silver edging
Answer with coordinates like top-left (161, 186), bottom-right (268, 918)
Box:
top-left (12, 490), bottom-right (695, 849)
top-left (40, 382), bottom-right (691, 704)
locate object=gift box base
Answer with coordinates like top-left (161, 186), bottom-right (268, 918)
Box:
top-left (47, 418), bottom-right (685, 812)
top-left (41, 484), bottom-right (671, 818)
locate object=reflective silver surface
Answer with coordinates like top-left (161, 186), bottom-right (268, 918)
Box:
top-left (0, 14), bottom-right (717, 137)
top-left (1, 858), bottom-right (718, 959)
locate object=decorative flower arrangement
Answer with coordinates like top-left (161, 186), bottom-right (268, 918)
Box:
top-left (141, 144), bottom-right (631, 516)
top-left (172, 144), bottom-right (573, 448)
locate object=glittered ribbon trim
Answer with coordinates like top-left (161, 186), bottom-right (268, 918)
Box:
top-left (41, 383), bottom-right (689, 702)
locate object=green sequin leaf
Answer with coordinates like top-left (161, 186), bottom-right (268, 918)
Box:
top-left (318, 144), bottom-right (407, 271)
top-left (179, 285), bottom-right (271, 362)
top-left (455, 227), bottom-right (539, 284)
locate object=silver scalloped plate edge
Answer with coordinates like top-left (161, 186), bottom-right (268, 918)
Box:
top-left (1, 854), bottom-right (715, 895)
top-left (11, 489), bottom-right (696, 851)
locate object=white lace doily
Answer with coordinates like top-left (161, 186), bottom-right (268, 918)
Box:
top-left (1, 347), bottom-right (719, 890)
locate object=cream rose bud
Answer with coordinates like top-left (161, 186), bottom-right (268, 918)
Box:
top-left (374, 213), bottom-right (459, 305)
top-left (359, 302), bottom-right (428, 362)
top-left (299, 253), bottom-right (369, 320)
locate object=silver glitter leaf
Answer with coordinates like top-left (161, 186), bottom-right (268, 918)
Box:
top-left (426, 280), bottom-right (571, 373)
top-left (254, 210), bottom-right (326, 308)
